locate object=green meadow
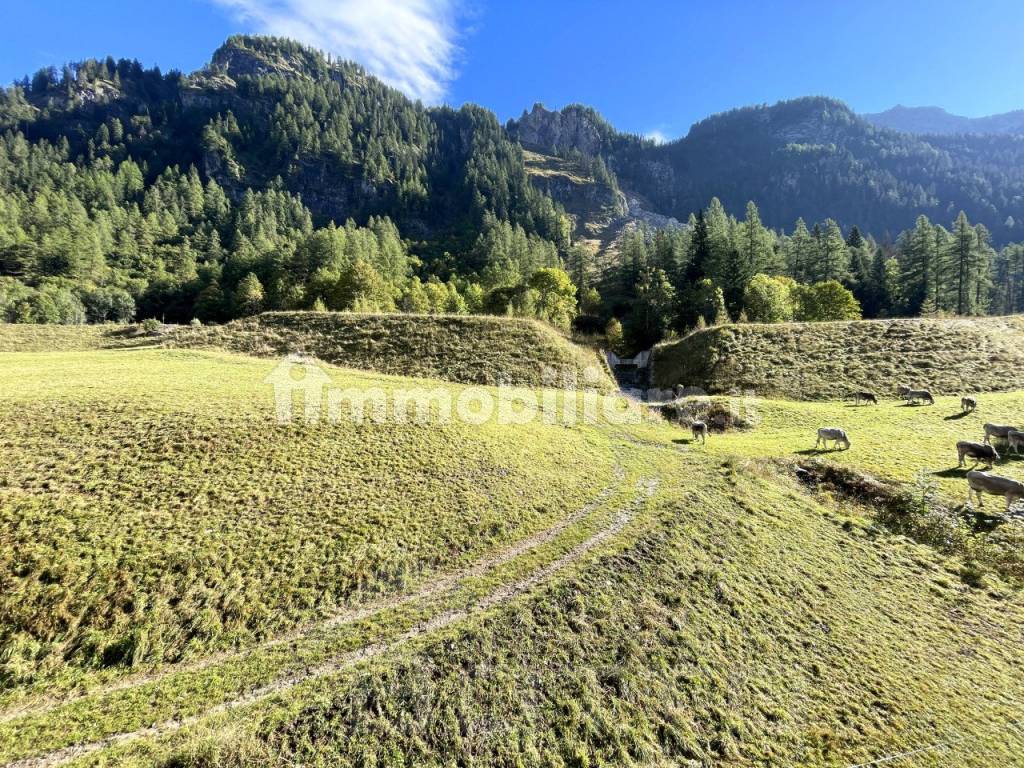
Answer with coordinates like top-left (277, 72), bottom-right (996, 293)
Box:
top-left (0, 325), bottom-right (1023, 767)
top-left (698, 393), bottom-right (1024, 499)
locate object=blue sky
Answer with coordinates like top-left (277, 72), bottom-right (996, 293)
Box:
top-left (3, 0), bottom-right (1024, 140)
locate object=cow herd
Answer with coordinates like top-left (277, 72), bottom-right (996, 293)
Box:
top-left (818, 386), bottom-right (1024, 512)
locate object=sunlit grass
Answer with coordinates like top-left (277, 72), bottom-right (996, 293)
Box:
top-left (2, 333), bottom-right (1024, 767)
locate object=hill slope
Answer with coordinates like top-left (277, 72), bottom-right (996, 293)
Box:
top-left (166, 312), bottom-right (615, 390)
top-left (0, 341), bottom-right (1022, 766)
top-left (653, 315), bottom-right (1024, 399)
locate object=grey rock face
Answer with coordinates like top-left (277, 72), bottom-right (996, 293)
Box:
top-left (509, 104), bottom-right (606, 156)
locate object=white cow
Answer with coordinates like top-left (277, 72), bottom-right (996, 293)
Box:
top-left (983, 423), bottom-right (1017, 446)
top-left (815, 427), bottom-right (850, 451)
top-left (966, 471), bottom-right (1024, 512)
top-left (1008, 430), bottom-right (1024, 455)
top-left (691, 420), bottom-right (708, 444)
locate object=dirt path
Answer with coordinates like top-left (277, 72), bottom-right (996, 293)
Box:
top-left (3, 477), bottom-right (656, 768)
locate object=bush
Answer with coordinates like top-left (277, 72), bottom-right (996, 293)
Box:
top-left (141, 318), bottom-right (162, 334)
top-left (604, 318), bottom-right (624, 354)
top-left (662, 397), bottom-right (753, 432)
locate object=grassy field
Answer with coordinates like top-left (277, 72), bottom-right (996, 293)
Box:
top-left (2, 328), bottom-right (1024, 766)
top-left (0, 347), bottom-right (620, 692)
top-left (653, 315), bottom-right (1024, 399)
top-left (166, 312), bottom-right (616, 391)
top-left (683, 392), bottom-right (1024, 499)
top-left (0, 325), bottom-right (155, 352)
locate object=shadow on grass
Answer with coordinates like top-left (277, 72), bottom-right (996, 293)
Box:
top-left (673, 437), bottom-right (711, 447)
top-left (934, 467), bottom-right (972, 478)
top-left (943, 411), bottom-right (971, 421)
top-left (794, 448), bottom-right (847, 456)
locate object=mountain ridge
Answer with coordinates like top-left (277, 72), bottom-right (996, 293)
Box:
top-left (863, 104), bottom-right (1024, 135)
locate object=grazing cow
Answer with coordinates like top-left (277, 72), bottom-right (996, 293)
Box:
top-left (1008, 429), bottom-right (1024, 455)
top-left (957, 440), bottom-right (999, 469)
top-left (966, 470), bottom-right (1024, 512)
top-left (691, 420), bottom-right (708, 444)
top-left (961, 396), bottom-right (977, 413)
top-left (983, 423), bottom-right (1017, 446)
top-left (897, 385), bottom-right (912, 398)
top-left (853, 391), bottom-right (879, 405)
top-left (815, 427), bottom-right (851, 451)
top-left (904, 389), bottom-right (935, 406)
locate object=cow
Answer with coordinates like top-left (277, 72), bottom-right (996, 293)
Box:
top-left (983, 423), bottom-right (1017, 446)
top-left (815, 427), bottom-right (851, 451)
top-left (957, 440), bottom-right (999, 469)
top-left (1008, 429), bottom-right (1024, 455)
top-left (853, 391), bottom-right (879, 406)
top-left (904, 389), bottom-right (935, 405)
top-left (691, 420), bottom-right (708, 444)
top-left (961, 396), bottom-right (977, 414)
top-left (966, 470), bottom-right (1024, 512)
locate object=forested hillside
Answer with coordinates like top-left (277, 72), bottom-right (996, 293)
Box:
top-left (2, 36), bottom-right (1024, 351)
top-left (0, 36), bottom-right (572, 325)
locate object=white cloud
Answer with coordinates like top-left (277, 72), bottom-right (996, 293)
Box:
top-left (211, 0), bottom-right (459, 103)
top-left (644, 129), bottom-right (671, 145)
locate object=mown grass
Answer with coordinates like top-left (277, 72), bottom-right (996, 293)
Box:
top-left (653, 315), bottom-right (1024, 399)
top-left (0, 347), bottom-right (618, 694)
top-left (104, 448), bottom-right (1024, 768)
top-left (3, 331), bottom-right (1024, 767)
top-left (0, 324), bottom-right (155, 352)
top-left (165, 311), bottom-right (616, 391)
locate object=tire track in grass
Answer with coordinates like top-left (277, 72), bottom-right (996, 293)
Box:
top-left (0, 464), bottom-right (625, 725)
top-left (2, 477), bottom-right (657, 768)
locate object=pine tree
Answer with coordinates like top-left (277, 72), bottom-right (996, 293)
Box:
top-left (784, 218), bottom-right (814, 284)
top-left (816, 220), bottom-right (850, 283)
top-left (952, 211), bottom-right (973, 315)
top-left (234, 272), bottom-right (265, 316)
top-left (684, 209), bottom-right (711, 284)
top-left (738, 201), bottom-right (775, 276)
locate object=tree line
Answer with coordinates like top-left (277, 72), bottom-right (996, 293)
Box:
top-left (584, 198), bottom-right (1024, 350)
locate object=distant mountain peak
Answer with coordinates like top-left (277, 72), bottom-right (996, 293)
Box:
top-left (863, 104), bottom-right (1024, 135)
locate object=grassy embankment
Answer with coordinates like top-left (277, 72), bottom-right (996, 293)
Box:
top-left (0, 324), bottom-right (1023, 766)
top-left (653, 315), bottom-right (1024, 399)
top-left (165, 311), bottom-right (616, 391)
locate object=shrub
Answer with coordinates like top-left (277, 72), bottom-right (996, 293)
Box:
top-left (662, 397), bottom-right (753, 432)
top-left (604, 318), bottom-right (624, 354)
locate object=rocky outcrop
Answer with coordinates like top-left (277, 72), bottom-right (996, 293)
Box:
top-left (508, 104), bottom-right (611, 156)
